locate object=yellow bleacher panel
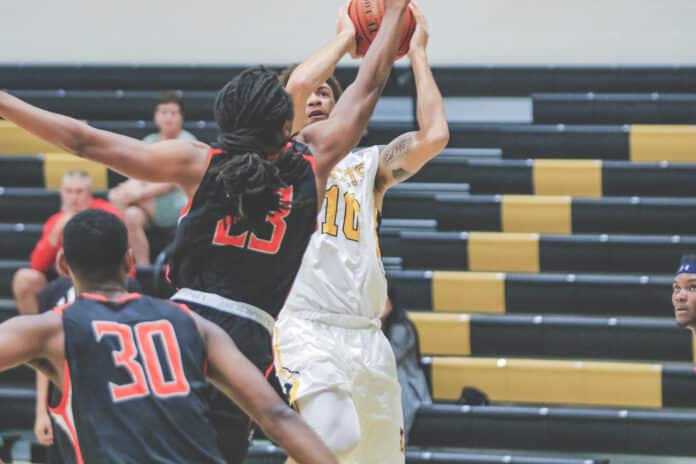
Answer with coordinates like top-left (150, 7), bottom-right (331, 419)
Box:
top-left (502, 195), bottom-right (572, 234)
top-left (0, 121), bottom-right (64, 154)
top-left (468, 232), bottom-right (539, 273)
top-left (432, 271), bottom-right (505, 314)
top-left (533, 160), bottom-right (602, 197)
top-left (43, 154), bottom-right (109, 190)
top-left (409, 313), bottom-right (471, 356)
top-left (630, 125), bottom-right (696, 162)
top-left (431, 357), bottom-right (662, 408)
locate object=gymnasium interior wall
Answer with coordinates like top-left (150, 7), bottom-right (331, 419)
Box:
top-left (1, 0), bottom-right (695, 65)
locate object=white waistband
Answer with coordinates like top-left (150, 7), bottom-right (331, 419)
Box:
top-left (171, 288), bottom-right (275, 335)
top-left (281, 310), bottom-right (382, 330)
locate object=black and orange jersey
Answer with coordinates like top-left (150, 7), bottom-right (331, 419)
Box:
top-left (49, 293), bottom-right (224, 464)
top-left (168, 141), bottom-right (318, 317)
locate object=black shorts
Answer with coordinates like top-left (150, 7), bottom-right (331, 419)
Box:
top-left (181, 302), bottom-right (283, 464)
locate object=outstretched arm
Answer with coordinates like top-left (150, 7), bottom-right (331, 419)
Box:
top-left (300, 0), bottom-right (411, 190)
top-left (194, 314), bottom-right (338, 464)
top-left (0, 91), bottom-right (208, 196)
top-left (374, 2), bottom-right (449, 198)
top-left (0, 313), bottom-right (63, 377)
top-left (285, 2), bottom-right (356, 135)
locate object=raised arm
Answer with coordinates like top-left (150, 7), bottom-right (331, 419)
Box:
top-left (285, 2), bottom-right (356, 135)
top-left (374, 2), bottom-right (449, 199)
top-left (194, 314), bottom-right (338, 464)
top-left (300, 0), bottom-right (411, 188)
top-left (0, 91), bottom-right (209, 196)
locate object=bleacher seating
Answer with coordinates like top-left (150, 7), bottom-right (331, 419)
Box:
top-left (2, 65), bottom-right (696, 463)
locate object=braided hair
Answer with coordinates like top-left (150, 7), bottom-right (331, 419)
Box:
top-left (210, 66), bottom-right (308, 231)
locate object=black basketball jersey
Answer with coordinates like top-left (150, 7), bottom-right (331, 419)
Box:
top-left (39, 277), bottom-right (142, 464)
top-left (168, 142), bottom-right (318, 317)
top-left (49, 293), bottom-right (224, 464)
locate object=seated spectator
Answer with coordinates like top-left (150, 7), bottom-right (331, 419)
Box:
top-left (108, 91), bottom-right (196, 265)
top-left (12, 170), bottom-right (120, 315)
top-left (381, 282), bottom-right (432, 442)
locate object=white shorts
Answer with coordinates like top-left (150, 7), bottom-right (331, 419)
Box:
top-left (274, 314), bottom-right (405, 464)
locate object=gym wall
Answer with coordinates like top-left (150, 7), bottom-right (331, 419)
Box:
top-left (1, 0), bottom-right (695, 65)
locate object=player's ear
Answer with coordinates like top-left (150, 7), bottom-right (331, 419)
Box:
top-left (123, 249), bottom-right (135, 276)
top-left (56, 249), bottom-right (70, 277)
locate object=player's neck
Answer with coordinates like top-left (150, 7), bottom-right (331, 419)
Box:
top-left (75, 279), bottom-right (129, 301)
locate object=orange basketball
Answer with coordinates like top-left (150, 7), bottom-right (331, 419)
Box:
top-left (349, 0), bottom-right (417, 60)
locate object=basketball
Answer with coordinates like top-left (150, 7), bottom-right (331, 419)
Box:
top-left (349, 0), bottom-right (417, 59)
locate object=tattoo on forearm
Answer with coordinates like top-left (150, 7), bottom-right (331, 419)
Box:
top-left (382, 132), bottom-right (416, 166)
top-left (376, 132), bottom-right (417, 191)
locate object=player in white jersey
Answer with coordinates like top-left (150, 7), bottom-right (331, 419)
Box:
top-left (275, 3), bottom-right (448, 463)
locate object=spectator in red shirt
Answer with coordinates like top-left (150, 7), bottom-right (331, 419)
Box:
top-left (12, 170), bottom-right (121, 315)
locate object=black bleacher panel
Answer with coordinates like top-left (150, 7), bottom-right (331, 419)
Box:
top-left (0, 387), bottom-right (34, 429)
top-left (410, 158), bottom-right (696, 197)
top-left (602, 161), bottom-right (696, 197)
top-left (426, 123), bottom-right (629, 160)
top-left (434, 195), bottom-right (502, 231)
top-left (0, 224), bottom-right (41, 260)
top-left (0, 261), bottom-right (25, 298)
top-left (0, 65), bottom-right (406, 96)
top-left (0, 365), bottom-right (33, 385)
top-left (505, 273), bottom-right (671, 317)
top-left (380, 231), bottom-right (696, 274)
top-left (0, 300), bottom-right (14, 323)
top-left (430, 66), bottom-right (696, 96)
top-left (383, 193), bottom-right (696, 235)
top-left (571, 197), bottom-right (695, 235)
top-left (0, 156), bottom-right (128, 189)
top-left (0, 157), bottom-right (43, 187)
top-left (386, 270), bottom-right (433, 309)
top-left (538, 234), bottom-right (695, 274)
top-left (469, 314), bottom-right (690, 361)
top-left (411, 159), bottom-right (533, 194)
top-left (387, 270), bottom-right (672, 317)
top-left (381, 231), bottom-right (468, 270)
top-left (661, 365), bottom-right (696, 408)
top-left (0, 188), bottom-right (60, 223)
top-left (409, 404), bottom-right (696, 456)
top-left (533, 93), bottom-right (696, 124)
top-left (8, 90), bottom-right (217, 121)
top-left (437, 124), bottom-right (629, 160)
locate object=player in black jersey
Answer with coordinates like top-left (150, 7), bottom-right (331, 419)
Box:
top-left (34, 275), bottom-right (142, 464)
top-left (0, 210), bottom-right (337, 464)
top-left (0, 1), bottom-right (411, 461)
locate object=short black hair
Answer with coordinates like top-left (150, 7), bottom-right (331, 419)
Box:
top-left (156, 90), bottom-right (184, 115)
top-left (63, 209), bottom-right (128, 281)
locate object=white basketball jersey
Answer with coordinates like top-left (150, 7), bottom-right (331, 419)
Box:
top-left (283, 146), bottom-right (387, 320)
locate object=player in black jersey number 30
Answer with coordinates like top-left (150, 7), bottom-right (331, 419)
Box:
top-left (0, 210), bottom-right (337, 464)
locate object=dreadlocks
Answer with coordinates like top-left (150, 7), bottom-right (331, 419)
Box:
top-left (210, 66), bottom-right (308, 231)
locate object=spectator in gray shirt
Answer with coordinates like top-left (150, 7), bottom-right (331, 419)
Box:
top-left (108, 91), bottom-right (196, 264)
